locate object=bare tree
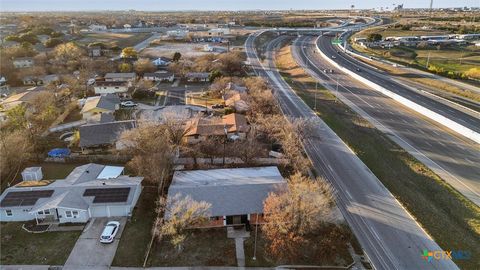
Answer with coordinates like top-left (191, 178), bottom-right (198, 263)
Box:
top-left (134, 58), bottom-right (156, 76)
top-left (0, 129), bottom-right (34, 187)
top-left (154, 194), bottom-right (211, 251)
top-left (262, 173), bottom-right (335, 260)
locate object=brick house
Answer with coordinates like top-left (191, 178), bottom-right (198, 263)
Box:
top-left (166, 166), bottom-right (286, 227)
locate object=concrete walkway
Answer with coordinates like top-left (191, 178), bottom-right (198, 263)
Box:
top-left (227, 226), bottom-right (251, 267)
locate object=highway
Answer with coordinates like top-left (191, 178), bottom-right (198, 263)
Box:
top-left (303, 35), bottom-right (480, 206)
top-left (245, 31), bottom-right (459, 270)
top-left (317, 36), bottom-right (480, 134)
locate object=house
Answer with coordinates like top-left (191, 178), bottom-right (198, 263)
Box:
top-left (80, 94), bottom-right (120, 122)
top-left (88, 46), bottom-right (102, 57)
top-left (104, 73), bottom-right (136, 82)
top-left (13, 57), bottom-right (34, 68)
top-left (184, 113), bottom-right (249, 144)
top-left (152, 57), bottom-right (172, 67)
top-left (166, 166), bottom-right (286, 227)
top-left (89, 24), bottom-right (107, 31)
top-left (94, 81), bottom-right (129, 97)
top-left (22, 74), bottom-right (59, 86)
top-left (0, 163), bottom-right (143, 224)
top-left (0, 76), bottom-right (9, 95)
top-left (185, 72), bottom-right (210, 82)
top-left (79, 120), bottom-right (136, 151)
top-left (143, 71), bottom-right (175, 82)
top-left (224, 91), bottom-right (249, 113)
top-left (0, 86), bottom-right (46, 110)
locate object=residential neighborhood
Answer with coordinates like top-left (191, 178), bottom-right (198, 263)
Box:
top-left (0, 3), bottom-right (479, 270)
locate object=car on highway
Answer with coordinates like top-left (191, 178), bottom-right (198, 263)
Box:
top-left (356, 68), bottom-right (361, 72)
top-left (100, 221), bottom-right (120, 244)
top-left (329, 69), bottom-right (334, 73)
top-left (120, 101), bottom-right (138, 108)
top-left (331, 55), bottom-right (336, 59)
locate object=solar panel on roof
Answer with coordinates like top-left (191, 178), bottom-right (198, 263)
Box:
top-left (83, 187), bottom-right (130, 203)
top-left (0, 190), bottom-right (54, 207)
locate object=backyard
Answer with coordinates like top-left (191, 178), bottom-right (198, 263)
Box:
top-left (0, 222), bottom-right (80, 265)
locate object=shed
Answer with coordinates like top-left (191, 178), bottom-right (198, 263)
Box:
top-left (21, 167), bottom-right (43, 181)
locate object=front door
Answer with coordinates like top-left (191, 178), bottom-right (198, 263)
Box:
top-left (226, 215), bottom-right (248, 225)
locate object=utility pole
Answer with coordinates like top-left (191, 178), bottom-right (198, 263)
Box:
top-left (425, 51), bottom-right (431, 68)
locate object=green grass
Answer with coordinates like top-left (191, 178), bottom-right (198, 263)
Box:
top-left (0, 222), bottom-right (80, 265)
top-left (147, 228), bottom-right (237, 267)
top-left (276, 49), bottom-right (480, 270)
top-left (112, 186), bottom-right (158, 267)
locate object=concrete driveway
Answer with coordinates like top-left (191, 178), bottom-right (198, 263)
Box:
top-left (63, 217), bottom-right (126, 269)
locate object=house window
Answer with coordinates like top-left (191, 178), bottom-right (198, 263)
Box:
top-left (44, 209), bottom-right (51, 215)
top-left (72, 211), bottom-right (79, 216)
top-left (5, 210), bottom-right (12, 216)
top-left (65, 210), bottom-right (72, 218)
top-left (115, 87), bottom-right (119, 89)
top-left (38, 210), bottom-right (44, 215)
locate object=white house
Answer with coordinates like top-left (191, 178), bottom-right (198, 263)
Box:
top-left (0, 163), bottom-right (143, 224)
top-left (89, 24), bottom-right (107, 31)
top-left (185, 72), bottom-right (210, 82)
top-left (143, 71), bottom-right (175, 82)
top-left (94, 81), bottom-right (129, 96)
top-left (104, 73), bottom-right (136, 82)
top-left (152, 57), bottom-right (171, 67)
top-left (13, 57), bottom-right (34, 68)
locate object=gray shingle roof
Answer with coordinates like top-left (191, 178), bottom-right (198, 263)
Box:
top-left (97, 93), bottom-right (120, 111)
top-left (167, 167), bottom-right (286, 217)
top-left (79, 120), bottom-right (136, 148)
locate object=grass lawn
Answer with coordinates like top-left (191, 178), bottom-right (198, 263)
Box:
top-left (77, 32), bottom-right (152, 48)
top-left (112, 186), bottom-right (158, 267)
top-left (147, 227), bottom-right (236, 267)
top-left (0, 222), bottom-right (80, 265)
top-left (245, 224), bottom-right (353, 267)
top-left (276, 44), bottom-right (480, 270)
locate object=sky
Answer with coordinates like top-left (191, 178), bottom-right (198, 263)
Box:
top-left (0, 0), bottom-right (478, 11)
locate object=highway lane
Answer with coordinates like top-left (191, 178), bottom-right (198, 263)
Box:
top-left (317, 36), bottom-right (480, 134)
top-left (245, 32), bottom-right (459, 270)
top-left (301, 36), bottom-right (480, 206)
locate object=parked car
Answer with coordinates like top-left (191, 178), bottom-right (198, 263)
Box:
top-left (329, 69), bottom-right (334, 73)
top-left (360, 255), bottom-right (373, 269)
top-left (212, 104), bottom-right (224, 109)
top-left (121, 101), bottom-right (138, 108)
top-left (100, 221), bottom-right (120, 244)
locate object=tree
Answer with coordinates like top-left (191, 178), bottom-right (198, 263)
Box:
top-left (209, 69), bottom-right (222, 83)
top-left (53, 42), bottom-right (85, 70)
top-left (367, 33), bottom-right (383, 42)
top-left (121, 47), bottom-right (138, 59)
top-left (172, 51), bottom-right (182, 62)
top-left (0, 129), bottom-right (34, 187)
top-left (214, 51), bottom-right (244, 76)
top-left (262, 174), bottom-right (335, 260)
top-left (5, 105), bottom-right (28, 130)
top-left (465, 67), bottom-right (480, 80)
top-left (155, 194), bottom-right (211, 250)
top-left (134, 58), bottom-right (156, 76)
top-left (45, 38), bottom-right (63, 48)
top-left (118, 62), bottom-right (133, 73)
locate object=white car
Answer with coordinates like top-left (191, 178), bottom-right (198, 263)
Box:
top-left (100, 221), bottom-right (120, 244)
top-left (121, 101), bottom-right (138, 108)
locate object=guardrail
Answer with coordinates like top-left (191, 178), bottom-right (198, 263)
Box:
top-left (316, 37), bottom-right (480, 144)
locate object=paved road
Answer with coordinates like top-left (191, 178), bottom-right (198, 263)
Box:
top-left (165, 89), bottom-right (186, 106)
top-left (64, 217), bottom-right (126, 269)
top-left (245, 31), bottom-right (458, 270)
top-left (317, 36), bottom-right (480, 135)
top-left (304, 36), bottom-right (480, 206)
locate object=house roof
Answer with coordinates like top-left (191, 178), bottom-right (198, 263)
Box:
top-left (81, 94), bottom-right (120, 114)
top-left (144, 71), bottom-right (174, 78)
top-left (184, 113), bottom-right (249, 137)
top-left (167, 166), bottom-right (286, 217)
top-left (186, 72), bottom-right (210, 79)
top-left (0, 163), bottom-right (143, 212)
top-left (104, 73), bottom-right (136, 79)
top-left (94, 81), bottom-right (128, 87)
top-left (79, 120), bottom-right (136, 148)
top-left (1, 87), bottom-right (47, 110)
